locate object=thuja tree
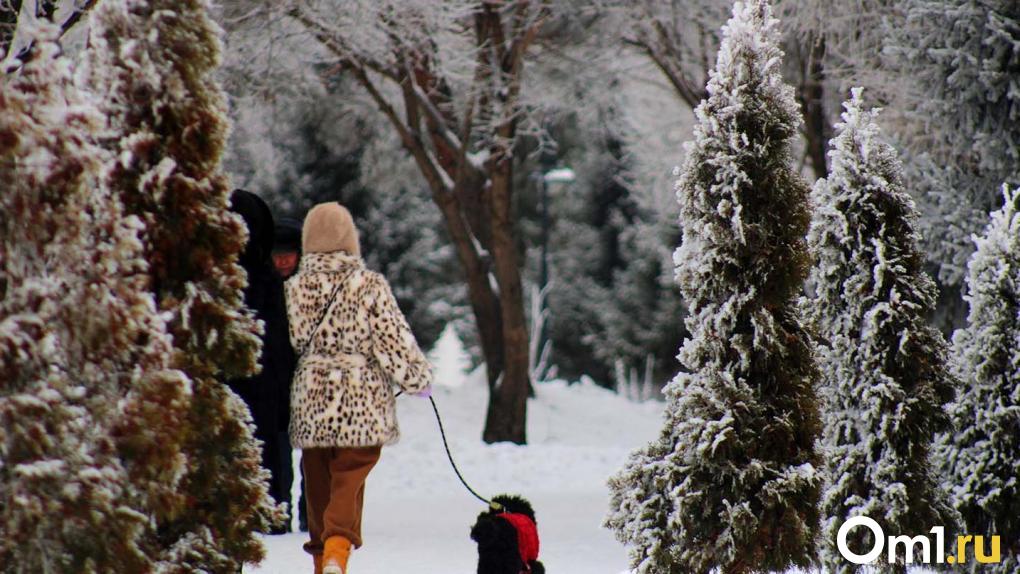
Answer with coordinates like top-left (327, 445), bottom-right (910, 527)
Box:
top-left (937, 185), bottom-right (1020, 572)
top-left (804, 89), bottom-right (958, 572)
top-left (606, 2), bottom-right (821, 572)
top-left (83, 0), bottom-right (283, 568)
top-left (0, 30), bottom-right (190, 571)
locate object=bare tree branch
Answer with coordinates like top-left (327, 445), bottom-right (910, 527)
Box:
top-left (284, 3), bottom-right (397, 80)
top-left (272, 0), bottom-right (545, 443)
top-left (4, 0), bottom-right (97, 70)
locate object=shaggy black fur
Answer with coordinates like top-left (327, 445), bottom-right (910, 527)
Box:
top-left (470, 494), bottom-right (545, 574)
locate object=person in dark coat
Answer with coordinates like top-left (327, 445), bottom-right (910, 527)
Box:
top-left (228, 189), bottom-right (298, 534)
top-left (273, 215), bottom-right (307, 531)
top-left (273, 217), bottom-right (302, 279)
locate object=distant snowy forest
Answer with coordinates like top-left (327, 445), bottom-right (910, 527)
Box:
top-left (1, 0), bottom-right (1017, 573)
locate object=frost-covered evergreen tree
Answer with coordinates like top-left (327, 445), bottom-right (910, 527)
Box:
top-left (0, 29), bottom-right (191, 572)
top-left (937, 185), bottom-right (1020, 571)
top-left (584, 212), bottom-right (686, 391)
top-left (893, 0), bottom-right (1020, 287)
top-left (805, 89), bottom-right (958, 572)
top-left (606, 3), bottom-right (821, 572)
top-left (82, 0), bottom-right (283, 569)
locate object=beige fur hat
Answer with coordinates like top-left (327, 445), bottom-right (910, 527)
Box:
top-left (301, 202), bottom-right (361, 256)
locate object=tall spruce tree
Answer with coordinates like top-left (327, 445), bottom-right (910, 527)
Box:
top-left (0, 29), bottom-right (191, 571)
top-left (937, 185), bottom-right (1020, 571)
top-left (805, 89), bottom-right (958, 572)
top-left (605, 2), bottom-right (821, 572)
top-left (82, 0), bottom-right (283, 568)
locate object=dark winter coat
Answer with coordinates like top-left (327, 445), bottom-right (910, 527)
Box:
top-left (227, 190), bottom-right (298, 467)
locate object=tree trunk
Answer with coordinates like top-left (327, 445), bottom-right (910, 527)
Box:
top-left (434, 172), bottom-right (529, 444)
top-left (481, 150), bottom-right (530, 444)
top-left (430, 182), bottom-right (506, 390)
top-left (799, 37), bottom-right (829, 179)
top-left (931, 277), bottom-right (967, 337)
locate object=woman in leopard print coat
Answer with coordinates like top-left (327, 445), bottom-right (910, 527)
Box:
top-left (285, 202), bottom-right (432, 574)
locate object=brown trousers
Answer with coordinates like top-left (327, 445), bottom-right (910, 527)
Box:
top-left (301, 446), bottom-right (382, 555)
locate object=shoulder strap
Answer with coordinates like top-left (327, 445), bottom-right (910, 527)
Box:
top-left (302, 268), bottom-right (357, 355)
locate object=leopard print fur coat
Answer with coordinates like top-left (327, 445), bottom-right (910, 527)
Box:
top-left (284, 251), bottom-right (432, 448)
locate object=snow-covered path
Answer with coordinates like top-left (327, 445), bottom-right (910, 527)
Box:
top-left (246, 330), bottom-right (663, 573)
top-left (243, 330), bottom-right (944, 574)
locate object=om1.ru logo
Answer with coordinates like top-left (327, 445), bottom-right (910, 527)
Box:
top-left (838, 516), bottom-right (1001, 565)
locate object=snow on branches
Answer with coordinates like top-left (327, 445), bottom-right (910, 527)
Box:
top-left (937, 185), bottom-right (1020, 572)
top-left (894, 0), bottom-right (1020, 287)
top-left (606, 2), bottom-right (821, 572)
top-left (0, 26), bottom-right (190, 571)
top-left (805, 88), bottom-right (959, 572)
top-left (83, 0), bottom-right (283, 568)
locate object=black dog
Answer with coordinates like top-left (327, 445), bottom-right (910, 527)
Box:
top-left (470, 494), bottom-right (545, 574)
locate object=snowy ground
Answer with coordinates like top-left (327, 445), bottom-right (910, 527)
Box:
top-left (245, 329), bottom-right (944, 574)
top-left (246, 327), bottom-right (663, 573)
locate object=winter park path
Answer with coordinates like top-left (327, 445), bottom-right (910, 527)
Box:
top-left (246, 335), bottom-right (662, 574)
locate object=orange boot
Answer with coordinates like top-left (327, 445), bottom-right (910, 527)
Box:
top-left (322, 536), bottom-right (351, 574)
top-left (313, 554), bottom-right (323, 574)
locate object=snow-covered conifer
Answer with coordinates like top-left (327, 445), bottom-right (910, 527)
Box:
top-left (894, 0), bottom-right (1020, 287)
top-left (805, 89), bottom-right (958, 572)
top-left (0, 28), bottom-right (190, 571)
top-left (606, 3), bottom-right (821, 572)
top-left (937, 185), bottom-right (1020, 571)
top-left (82, 0), bottom-right (283, 568)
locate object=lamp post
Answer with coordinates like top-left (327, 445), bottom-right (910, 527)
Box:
top-left (536, 167), bottom-right (575, 365)
top-left (539, 167), bottom-right (576, 295)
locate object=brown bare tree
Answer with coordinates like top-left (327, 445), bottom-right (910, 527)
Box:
top-left (245, 0), bottom-right (549, 444)
top-left (619, 0), bottom-right (832, 178)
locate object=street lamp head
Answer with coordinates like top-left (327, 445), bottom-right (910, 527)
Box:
top-left (543, 167), bottom-right (576, 184)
